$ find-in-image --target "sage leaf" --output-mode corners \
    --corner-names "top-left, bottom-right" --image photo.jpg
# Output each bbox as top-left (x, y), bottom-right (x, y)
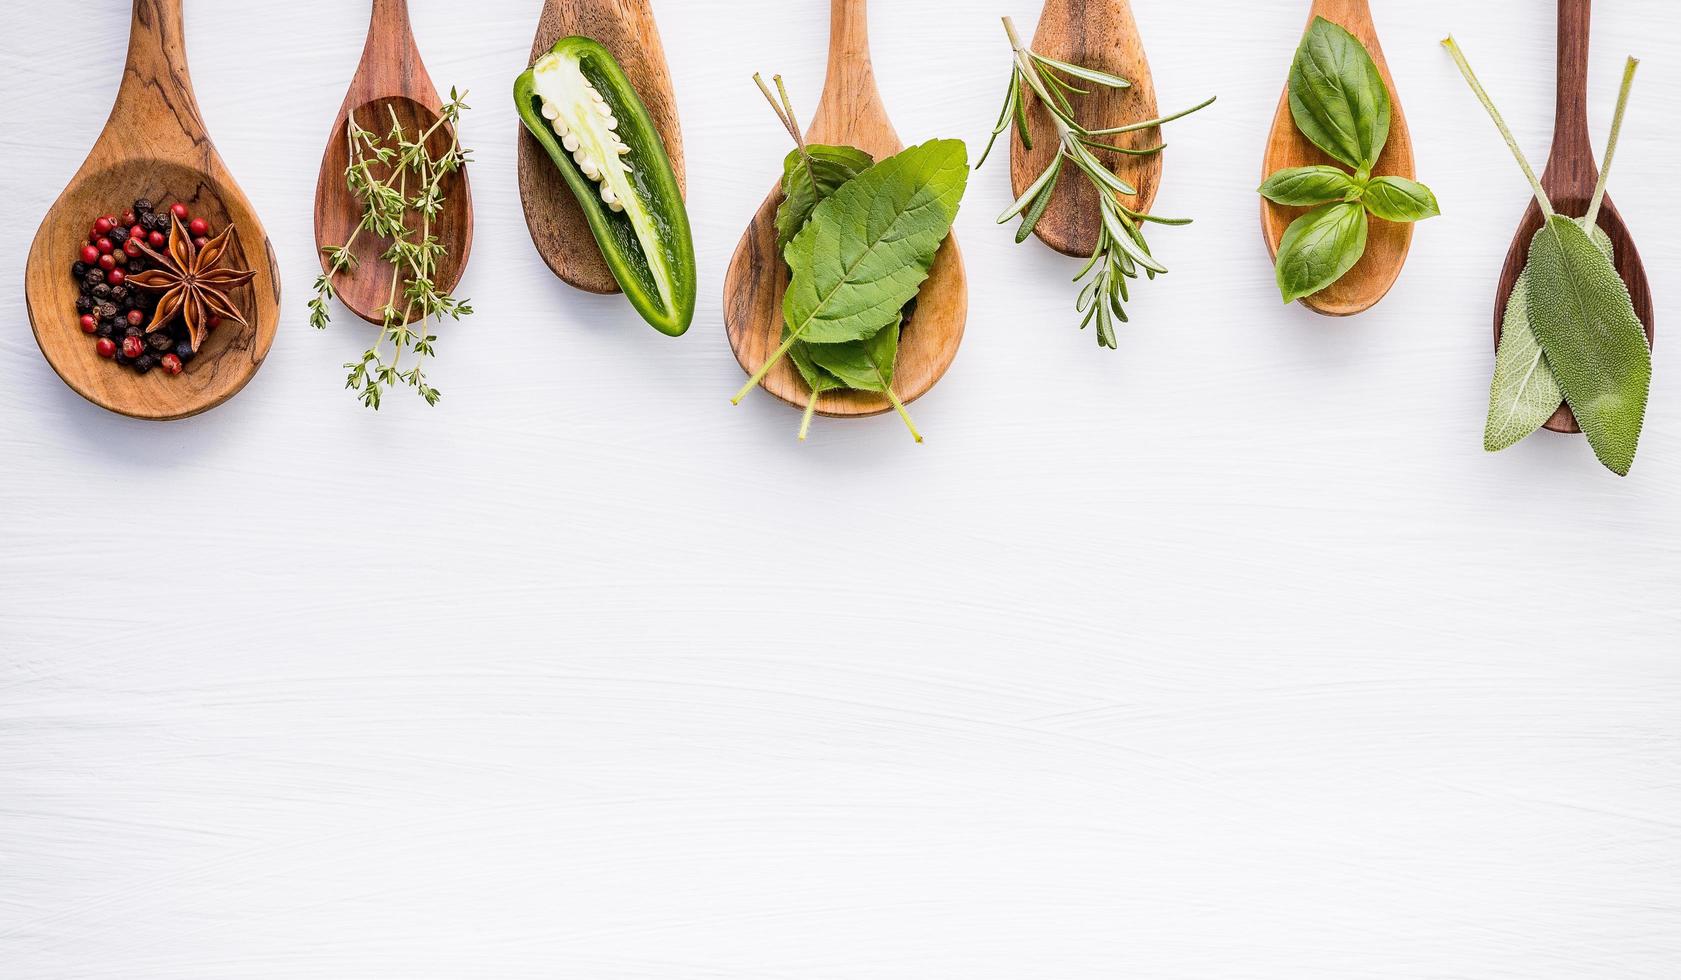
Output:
top-left (1274, 201), bottom-right (1368, 304)
top-left (776, 144), bottom-right (875, 251)
top-left (782, 139), bottom-right (968, 347)
top-left (1485, 225), bottom-right (1613, 453)
top-left (1259, 165), bottom-right (1360, 206)
top-left (1524, 215), bottom-right (1652, 476)
top-left (1360, 176), bottom-right (1441, 223)
top-left (1288, 17), bottom-right (1391, 171)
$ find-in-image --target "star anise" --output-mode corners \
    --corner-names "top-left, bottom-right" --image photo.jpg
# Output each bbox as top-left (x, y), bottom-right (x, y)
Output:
top-left (130, 213), bottom-right (256, 352)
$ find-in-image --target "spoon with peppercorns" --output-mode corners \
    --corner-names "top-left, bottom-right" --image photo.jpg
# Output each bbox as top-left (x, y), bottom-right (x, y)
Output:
top-left (24, 0), bottom-right (279, 421)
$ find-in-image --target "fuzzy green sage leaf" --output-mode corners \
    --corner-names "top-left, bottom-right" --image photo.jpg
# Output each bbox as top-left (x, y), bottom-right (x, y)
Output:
top-left (1524, 215), bottom-right (1652, 475)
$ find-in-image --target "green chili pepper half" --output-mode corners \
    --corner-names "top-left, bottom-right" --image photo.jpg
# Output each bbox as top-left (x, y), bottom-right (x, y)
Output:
top-left (515, 37), bottom-right (695, 337)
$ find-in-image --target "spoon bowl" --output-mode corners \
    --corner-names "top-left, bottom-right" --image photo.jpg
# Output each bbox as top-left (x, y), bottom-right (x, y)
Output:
top-left (1492, 0), bottom-right (1653, 434)
top-left (1011, 0), bottom-right (1160, 257)
top-left (723, 0), bottom-right (967, 418)
top-left (314, 0), bottom-right (472, 326)
top-left (23, 0), bottom-right (279, 421)
top-left (1261, 0), bottom-right (1415, 317)
top-left (516, 0), bottom-right (685, 294)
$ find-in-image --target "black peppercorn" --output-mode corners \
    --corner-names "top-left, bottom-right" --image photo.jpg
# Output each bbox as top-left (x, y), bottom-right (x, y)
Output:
top-left (134, 358), bottom-right (154, 374)
top-left (175, 341), bottom-right (195, 361)
top-left (148, 332), bottom-right (172, 352)
top-left (96, 301), bottom-right (118, 321)
top-left (83, 270), bottom-right (104, 289)
top-left (96, 323), bottom-right (114, 339)
top-left (72, 261), bottom-right (89, 278)
top-left (125, 325), bottom-right (143, 338)
top-left (76, 296), bottom-right (94, 314)
top-left (110, 285), bottom-right (130, 303)
top-left (110, 228), bottom-right (128, 244)
top-left (134, 198), bottom-right (154, 215)
top-left (92, 286), bottom-right (111, 302)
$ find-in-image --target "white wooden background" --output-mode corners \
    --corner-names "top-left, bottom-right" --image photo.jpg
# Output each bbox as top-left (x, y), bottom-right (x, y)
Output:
top-left (3, 1), bottom-right (1679, 977)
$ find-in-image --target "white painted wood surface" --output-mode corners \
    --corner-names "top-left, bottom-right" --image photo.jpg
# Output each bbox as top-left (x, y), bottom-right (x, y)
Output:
top-left (3, 2), bottom-right (1678, 976)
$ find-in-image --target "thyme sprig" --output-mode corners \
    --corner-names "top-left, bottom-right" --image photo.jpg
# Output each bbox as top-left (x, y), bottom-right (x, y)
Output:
top-left (310, 89), bottom-right (474, 409)
top-left (981, 17), bottom-right (1214, 349)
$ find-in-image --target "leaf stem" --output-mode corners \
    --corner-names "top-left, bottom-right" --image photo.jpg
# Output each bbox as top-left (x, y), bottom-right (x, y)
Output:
top-left (1443, 36), bottom-right (1553, 218)
top-left (1585, 57), bottom-right (1639, 230)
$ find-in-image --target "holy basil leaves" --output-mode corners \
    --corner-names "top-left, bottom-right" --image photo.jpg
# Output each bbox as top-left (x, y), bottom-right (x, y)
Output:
top-left (1261, 18), bottom-right (1439, 305)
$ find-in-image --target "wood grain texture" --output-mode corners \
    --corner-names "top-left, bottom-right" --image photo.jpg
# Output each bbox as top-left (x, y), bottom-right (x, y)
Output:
top-left (1492, 0), bottom-right (1655, 435)
top-left (722, 0), bottom-right (967, 419)
top-left (516, 0), bottom-right (685, 296)
top-left (22, 0), bottom-right (279, 421)
top-left (313, 0), bottom-right (472, 327)
top-left (1260, 0), bottom-right (1415, 317)
top-left (1010, 0), bottom-right (1160, 258)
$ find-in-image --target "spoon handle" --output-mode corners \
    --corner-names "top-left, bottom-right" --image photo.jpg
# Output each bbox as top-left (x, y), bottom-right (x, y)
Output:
top-left (369, 0), bottom-right (415, 40)
top-left (116, 0), bottom-right (200, 126)
top-left (813, 0), bottom-right (893, 151)
top-left (1552, 0), bottom-right (1593, 155)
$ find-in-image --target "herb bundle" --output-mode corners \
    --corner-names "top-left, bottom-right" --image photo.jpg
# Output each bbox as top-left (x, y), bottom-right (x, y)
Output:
top-left (733, 75), bottom-right (968, 442)
top-left (982, 17), bottom-right (1214, 349)
top-left (1446, 39), bottom-right (1651, 476)
top-left (311, 90), bottom-right (474, 409)
top-left (1261, 18), bottom-right (1439, 304)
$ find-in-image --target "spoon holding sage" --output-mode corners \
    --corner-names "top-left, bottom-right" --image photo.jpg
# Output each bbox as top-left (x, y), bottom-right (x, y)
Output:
top-left (1446, 38), bottom-right (1651, 477)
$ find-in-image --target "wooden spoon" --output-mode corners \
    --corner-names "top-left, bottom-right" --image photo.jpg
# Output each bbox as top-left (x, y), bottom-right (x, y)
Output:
top-left (314, 0), bottom-right (472, 326)
top-left (517, 0), bottom-right (684, 294)
top-left (1010, 0), bottom-right (1160, 257)
top-left (1492, 0), bottom-right (1654, 434)
top-left (723, 0), bottom-right (967, 418)
top-left (1260, 0), bottom-right (1415, 317)
top-left (23, 0), bottom-right (280, 421)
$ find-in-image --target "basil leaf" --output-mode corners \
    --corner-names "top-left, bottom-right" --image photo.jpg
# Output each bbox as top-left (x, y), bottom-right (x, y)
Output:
top-left (1361, 176), bottom-right (1440, 223)
top-left (1524, 214), bottom-right (1652, 476)
top-left (1484, 225), bottom-right (1613, 453)
top-left (1259, 165), bottom-right (1360, 206)
top-left (783, 139), bottom-right (968, 346)
top-left (1274, 201), bottom-right (1368, 304)
top-left (776, 144), bottom-right (875, 251)
top-left (1288, 17), bottom-right (1391, 170)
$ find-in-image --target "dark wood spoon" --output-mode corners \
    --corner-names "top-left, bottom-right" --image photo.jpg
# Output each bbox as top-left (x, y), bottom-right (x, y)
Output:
top-left (314, 0), bottom-right (472, 326)
top-left (1010, 0), bottom-right (1160, 257)
top-left (722, 0), bottom-right (967, 419)
top-left (24, 0), bottom-right (280, 421)
top-left (1492, 0), bottom-right (1654, 434)
top-left (516, 0), bottom-right (685, 294)
top-left (1260, 0), bottom-right (1415, 317)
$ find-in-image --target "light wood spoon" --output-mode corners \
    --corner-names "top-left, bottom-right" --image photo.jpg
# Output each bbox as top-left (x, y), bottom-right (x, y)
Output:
top-left (723, 0), bottom-right (967, 418)
top-left (1010, 0), bottom-right (1160, 257)
top-left (314, 0), bottom-right (472, 326)
top-left (517, 0), bottom-right (684, 294)
top-left (1261, 0), bottom-right (1414, 316)
top-left (24, 0), bottom-right (279, 421)
top-left (1492, 0), bottom-right (1653, 434)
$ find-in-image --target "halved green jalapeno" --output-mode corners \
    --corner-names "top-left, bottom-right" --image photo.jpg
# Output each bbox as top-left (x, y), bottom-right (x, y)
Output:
top-left (515, 37), bottom-right (696, 337)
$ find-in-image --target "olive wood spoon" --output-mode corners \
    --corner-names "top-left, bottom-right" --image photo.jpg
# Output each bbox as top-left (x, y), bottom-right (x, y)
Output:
top-left (313, 0), bottom-right (472, 326)
top-left (1491, 0), bottom-right (1653, 434)
top-left (24, 0), bottom-right (280, 421)
top-left (723, 0), bottom-right (967, 419)
top-left (517, 0), bottom-right (685, 294)
top-left (1010, 0), bottom-right (1160, 257)
top-left (1260, 0), bottom-right (1414, 317)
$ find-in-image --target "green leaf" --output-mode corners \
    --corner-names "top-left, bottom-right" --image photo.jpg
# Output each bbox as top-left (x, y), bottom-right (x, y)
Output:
top-left (1287, 17), bottom-right (1391, 170)
top-left (1259, 165), bottom-right (1360, 206)
top-left (1029, 52), bottom-right (1131, 90)
top-left (1361, 176), bottom-right (1441, 223)
top-left (782, 139), bottom-right (968, 346)
top-left (807, 317), bottom-right (901, 393)
top-left (776, 144), bottom-right (875, 251)
top-left (1484, 225), bottom-right (1611, 453)
top-left (1274, 201), bottom-right (1368, 304)
top-left (1524, 214), bottom-right (1652, 475)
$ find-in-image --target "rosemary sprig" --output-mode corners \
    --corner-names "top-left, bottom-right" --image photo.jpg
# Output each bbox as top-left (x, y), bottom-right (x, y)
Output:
top-left (981, 17), bottom-right (1214, 349)
top-left (311, 89), bottom-right (474, 409)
